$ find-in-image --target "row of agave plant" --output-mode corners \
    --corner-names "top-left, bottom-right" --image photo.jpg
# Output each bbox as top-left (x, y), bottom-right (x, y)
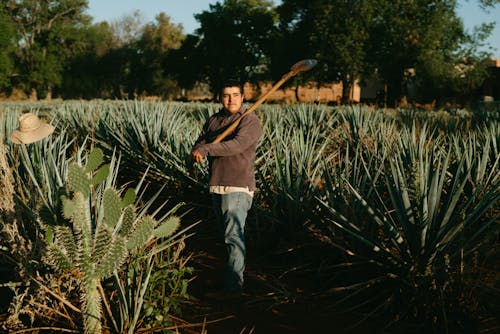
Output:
top-left (1, 100), bottom-right (498, 333)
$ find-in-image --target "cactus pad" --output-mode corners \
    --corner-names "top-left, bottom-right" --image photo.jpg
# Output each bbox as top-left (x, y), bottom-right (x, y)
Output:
top-left (92, 224), bottom-right (113, 263)
top-left (93, 236), bottom-right (127, 279)
top-left (103, 188), bottom-right (121, 228)
top-left (120, 205), bottom-right (136, 237)
top-left (85, 148), bottom-right (104, 173)
top-left (68, 164), bottom-right (90, 197)
top-left (153, 216), bottom-right (180, 239)
top-left (121, 188), bottom-right (136, 208)
top-left (126, 216), bottom-right (154, 250)
top-left (92, 164), bottom-right (110, 186)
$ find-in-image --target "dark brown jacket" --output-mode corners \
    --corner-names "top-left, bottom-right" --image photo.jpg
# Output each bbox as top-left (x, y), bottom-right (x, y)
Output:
top-left (192, 106), bottom-right (262, 191)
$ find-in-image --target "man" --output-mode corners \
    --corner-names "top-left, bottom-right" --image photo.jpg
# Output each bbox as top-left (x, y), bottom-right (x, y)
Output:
top-left (191, 79), bottom-right (262, 295)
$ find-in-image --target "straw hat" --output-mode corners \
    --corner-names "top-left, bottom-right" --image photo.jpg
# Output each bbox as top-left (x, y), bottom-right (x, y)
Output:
top-left (10, 113), bottom-right (54, 144)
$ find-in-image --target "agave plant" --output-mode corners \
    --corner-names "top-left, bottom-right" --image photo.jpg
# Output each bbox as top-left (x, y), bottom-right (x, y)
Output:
top-left (3, 100), bottom-right (498, 332)
top-left (451, 124), bottom-right (499, 195)
top-left (46, 148), bottom-right (181, 334)
top-left (317, 127), bottom-right (499, 331)
top-left (255, 104), bottom-right (334, 232)
top-left (80, 101), bottom-right (212, 193)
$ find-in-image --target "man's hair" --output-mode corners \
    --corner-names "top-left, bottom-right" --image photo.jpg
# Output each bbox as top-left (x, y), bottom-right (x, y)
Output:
top-left (220, 79), bottom-right (244, 95)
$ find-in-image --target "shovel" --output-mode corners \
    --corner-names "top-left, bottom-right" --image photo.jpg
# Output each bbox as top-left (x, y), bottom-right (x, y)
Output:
top-left (212, 59), bottom-right (318, 143)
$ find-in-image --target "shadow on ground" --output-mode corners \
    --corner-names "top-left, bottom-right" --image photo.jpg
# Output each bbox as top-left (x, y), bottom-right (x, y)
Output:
top-left (177, 209), bottom-right (378, 334)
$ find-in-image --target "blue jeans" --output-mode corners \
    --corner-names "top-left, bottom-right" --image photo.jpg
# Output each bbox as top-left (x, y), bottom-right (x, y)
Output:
top-left (211, 192), bottom-right (253, 293)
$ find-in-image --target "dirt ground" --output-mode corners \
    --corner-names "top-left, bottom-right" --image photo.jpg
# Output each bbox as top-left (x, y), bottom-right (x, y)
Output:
top-left (175, 209), bottom-right (378, 334)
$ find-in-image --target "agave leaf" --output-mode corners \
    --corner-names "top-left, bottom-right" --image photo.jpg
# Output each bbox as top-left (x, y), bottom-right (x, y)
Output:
top-left (453, 188), bottom-right (500, 247)
top-left (318, 196), bottom-right (401, 267)
top-left (426, 154), bottom-right (441, 231)
top-left (436, 157), bottom-right (469, 237)
top-left (347, 182), bottom-right (405, 252)
top-left (423, 151), bottom-right (446, 249)
top-left (386, 163), bottom-right (418, 256)
top-left (468, 214), bottom-right (499, 247)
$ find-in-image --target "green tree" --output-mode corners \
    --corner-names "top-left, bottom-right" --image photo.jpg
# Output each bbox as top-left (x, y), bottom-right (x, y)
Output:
top-left (366, 0), bottom-right (463, 105)
top-left (272, 0), bottom-right (317, 99)
top-left (59, 21), bottom-right (116, 99)
top-left (178, 0), bottom-right (278, 98)
top-left (166, 34), bottom-right (203, 93)
top-left (142, 13), bottom-right (185, 53)
top-left (109, 9), bottom-right (145, 47)
top-left (63, 11), bottom-right (147, 99)
top-left (0, 6), bottom-right (16, 90)
top-left (2, 0), bottom-right (90, 98)
top-left (274, 0), bottom-right (312, 68)
top-left (366, 0), bottom-right (497, 105)
top-left (310, 0), bottom-right (374, 103)
top-left (277, 0), bottom-right (374, 103)
top-left (446, 22), bottom-right (496, 103)
top-left (100, 11), bottom-right (145, 99)
top-left (132, 12), bottom-right (185, 99)
top-left (478, 0), bottom-right (500, 8)
top-left (278, 0), bottom-right (497, 105)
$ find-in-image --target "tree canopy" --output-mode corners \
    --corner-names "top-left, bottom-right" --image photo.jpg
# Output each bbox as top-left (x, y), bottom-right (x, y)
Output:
top-left (2, 0), bottom-right (91, 98)
top-left (177, 0), bottom-right (278, 98)
top-left (0, 0), bottom-right (498, 104)
top-left (0, 6), bottom-right (16, 90)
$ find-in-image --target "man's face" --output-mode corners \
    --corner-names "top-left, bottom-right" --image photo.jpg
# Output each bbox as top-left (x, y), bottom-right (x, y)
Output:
top-left (222, 86), bottom-right (244, 114)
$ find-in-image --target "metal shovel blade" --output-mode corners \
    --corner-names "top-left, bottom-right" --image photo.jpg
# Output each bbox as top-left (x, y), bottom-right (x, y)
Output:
top-left (291, 59), bottom-right (318, 73)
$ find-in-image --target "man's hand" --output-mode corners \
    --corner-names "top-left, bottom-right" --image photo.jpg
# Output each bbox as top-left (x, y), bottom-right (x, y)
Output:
top-left (190, 149), bottom-right (204, 163)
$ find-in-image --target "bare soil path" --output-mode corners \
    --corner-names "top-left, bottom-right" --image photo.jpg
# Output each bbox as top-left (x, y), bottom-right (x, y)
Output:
top-left (177, 208), bottom-right (376, 334)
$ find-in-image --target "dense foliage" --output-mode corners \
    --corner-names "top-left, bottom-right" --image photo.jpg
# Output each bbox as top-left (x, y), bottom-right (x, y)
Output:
top-left (0, 0), bottom-right (498, 104)
top-left (0, 100), bottom-right (498, 333)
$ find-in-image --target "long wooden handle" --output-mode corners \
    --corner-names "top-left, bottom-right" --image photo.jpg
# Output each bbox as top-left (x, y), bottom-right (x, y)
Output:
top-left (212, 70), bottom-right (296, 143)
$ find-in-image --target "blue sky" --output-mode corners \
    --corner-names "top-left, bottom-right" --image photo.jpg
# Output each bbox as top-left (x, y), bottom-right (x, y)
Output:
top-left (86, 0), bottom-right (500, 58)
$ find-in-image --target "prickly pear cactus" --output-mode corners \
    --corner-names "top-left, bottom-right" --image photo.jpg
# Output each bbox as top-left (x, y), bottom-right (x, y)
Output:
top-left (45, 148), bottom-right (180, 334)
